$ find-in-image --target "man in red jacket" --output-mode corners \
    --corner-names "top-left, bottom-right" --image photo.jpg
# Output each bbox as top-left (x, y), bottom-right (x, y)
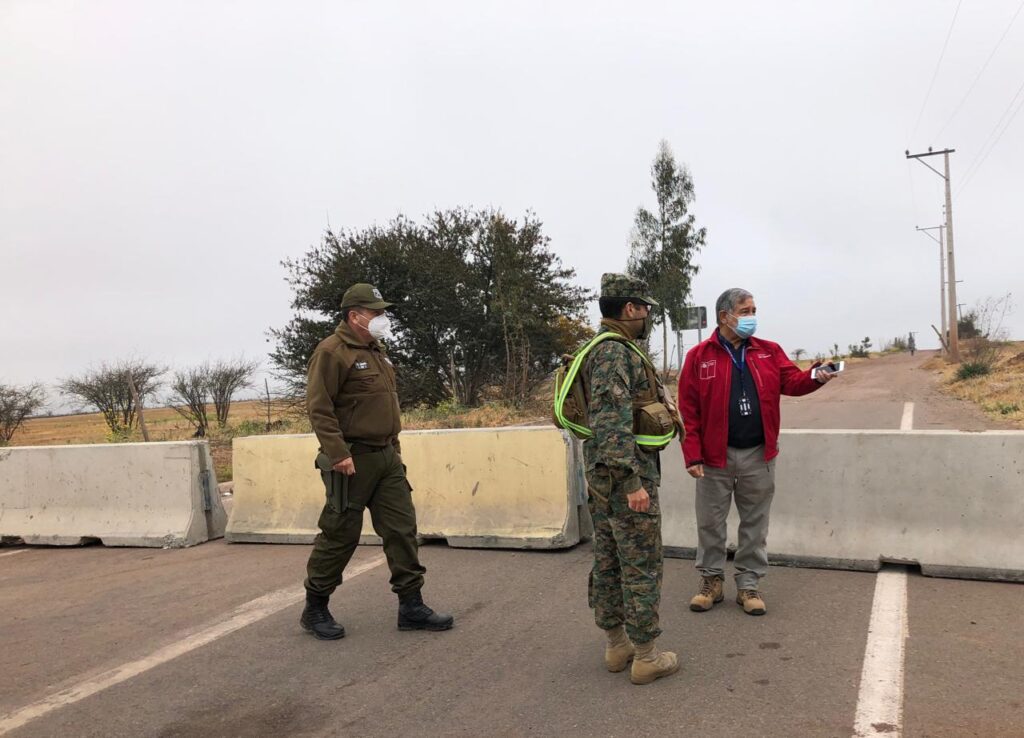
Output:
top-left (677, 288), bottom-right (836, 615)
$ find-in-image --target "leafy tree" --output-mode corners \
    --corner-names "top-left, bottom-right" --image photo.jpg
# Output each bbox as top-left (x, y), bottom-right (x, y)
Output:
top-left (791, 348), bottom-right (807, 362)
top-left (270, 209), bottom-right (590, 408)
top-left (627, 140), bottom-right (707, 376)
top-left (0, 382), bottom-right (46, 445)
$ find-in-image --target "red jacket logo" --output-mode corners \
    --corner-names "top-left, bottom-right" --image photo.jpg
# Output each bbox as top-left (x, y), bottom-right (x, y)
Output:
top-left (699, 360), bottom-right (717, 380)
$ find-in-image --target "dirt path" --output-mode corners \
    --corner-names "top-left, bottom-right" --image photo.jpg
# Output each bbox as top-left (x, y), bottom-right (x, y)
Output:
top-left (781, 350), bottom-right (1018, 431)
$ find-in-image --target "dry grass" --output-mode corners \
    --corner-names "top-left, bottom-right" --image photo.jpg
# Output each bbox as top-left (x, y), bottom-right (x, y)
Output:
top-left (924, 341), bottom-right (1024, 427)
top-left (11, 400), bottom-right (291, 447)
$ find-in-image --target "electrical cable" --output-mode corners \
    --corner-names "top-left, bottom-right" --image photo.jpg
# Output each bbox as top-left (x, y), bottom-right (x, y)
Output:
top-left (912, 0), bottom-right (964, 139)
top-left (957, 76), bottom-right (1024, 193)
top-left (935, 0), bottom-right (1024, 141)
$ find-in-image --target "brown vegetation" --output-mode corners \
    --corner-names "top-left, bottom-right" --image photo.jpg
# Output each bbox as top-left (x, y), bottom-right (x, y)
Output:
top-left (924, 341), bottom-right (1024, 427)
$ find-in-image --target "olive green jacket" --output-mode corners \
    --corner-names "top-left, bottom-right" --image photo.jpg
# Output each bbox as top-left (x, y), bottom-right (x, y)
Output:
top-left (306, 322), bottom-right (402, 463)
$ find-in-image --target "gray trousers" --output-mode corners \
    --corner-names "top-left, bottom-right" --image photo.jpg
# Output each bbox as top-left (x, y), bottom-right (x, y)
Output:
top-left (695, 445), bottom-right (776, 591)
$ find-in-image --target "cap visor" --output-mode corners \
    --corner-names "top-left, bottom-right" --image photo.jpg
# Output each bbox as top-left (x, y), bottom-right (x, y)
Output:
top-left (365, 300), bottom-right (394, 310)
top-left (642, 296), bottom-right (659, 307)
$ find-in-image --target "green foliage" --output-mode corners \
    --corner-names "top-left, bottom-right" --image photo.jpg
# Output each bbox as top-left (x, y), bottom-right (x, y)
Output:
top-left (957, 311), bottom-right (981, 339)
top-left (270, 209), bottom-right (590, 408)
top-left (994, 402), bottom-right (1020, 415)
top-left (955, 361), bottom-right (992, 381)
top-left (627, 140), bottom-right (707, 372)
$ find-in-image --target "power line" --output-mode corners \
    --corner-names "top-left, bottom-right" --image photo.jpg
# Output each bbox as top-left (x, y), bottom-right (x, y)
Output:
top-left (935, 0), bottom-right (1024, 141)
top-left (912, 0), bottom-right (964, 139)
top-left (957, 75), bottom-right (1024, 193)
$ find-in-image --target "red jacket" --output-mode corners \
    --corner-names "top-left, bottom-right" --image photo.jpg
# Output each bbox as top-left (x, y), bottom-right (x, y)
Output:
top-left (678, 330), bottom-right (823, 468)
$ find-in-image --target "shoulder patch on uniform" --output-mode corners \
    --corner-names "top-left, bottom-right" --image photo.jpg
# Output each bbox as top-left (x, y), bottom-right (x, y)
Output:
top-left (354, 361), bottom-right (369, 370)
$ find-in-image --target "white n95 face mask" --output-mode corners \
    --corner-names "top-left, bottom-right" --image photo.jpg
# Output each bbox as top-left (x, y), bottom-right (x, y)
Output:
top-left (367, 314), bottom-right (392, 340)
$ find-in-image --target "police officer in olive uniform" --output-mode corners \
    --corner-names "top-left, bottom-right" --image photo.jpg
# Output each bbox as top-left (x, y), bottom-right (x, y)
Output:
top-left (300, 283), bottom-right (454, 640)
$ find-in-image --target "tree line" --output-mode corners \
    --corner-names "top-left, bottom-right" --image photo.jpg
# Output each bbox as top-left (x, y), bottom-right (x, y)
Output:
top-left (270, 141), bottom-right (707, 407)
top-left (0, 357), bottom-right (259, 446)
top-left (4, 141), bottom-right (708, 443)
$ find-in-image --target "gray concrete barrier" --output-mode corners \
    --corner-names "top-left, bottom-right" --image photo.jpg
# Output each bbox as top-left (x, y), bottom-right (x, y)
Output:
top-left (226, 427), bottom-right (588, 549)
top-left (659, 430), bottom-right (1024, 582)
top-left (0, 441), bottom-right (226, 548)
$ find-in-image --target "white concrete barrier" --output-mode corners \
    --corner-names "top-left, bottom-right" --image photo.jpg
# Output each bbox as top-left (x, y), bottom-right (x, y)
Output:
top-left (659, 430), bottom-right (1024, 582)
top-left (0, 441), bottom-right (226, 548)
top-left (226, 427), bottom-right (587, 549)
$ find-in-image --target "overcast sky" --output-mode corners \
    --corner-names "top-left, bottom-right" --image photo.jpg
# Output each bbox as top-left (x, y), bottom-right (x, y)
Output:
top-left (3, 1), bottom-right (1022, 407)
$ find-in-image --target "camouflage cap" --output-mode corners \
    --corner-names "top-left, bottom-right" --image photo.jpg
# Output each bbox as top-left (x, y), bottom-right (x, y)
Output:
top-left (341, 283), bottom-right (394, 310)
top-left (600, 273), bottom-right (659, 306)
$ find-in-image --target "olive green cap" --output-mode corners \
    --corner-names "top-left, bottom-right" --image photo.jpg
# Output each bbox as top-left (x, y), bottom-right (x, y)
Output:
top-left (341, 283), bottom-right (393, 310)
top-left (600, 273), bottom-right (658, 306)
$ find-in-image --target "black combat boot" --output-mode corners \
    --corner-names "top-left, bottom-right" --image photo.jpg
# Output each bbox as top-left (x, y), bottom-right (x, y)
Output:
top-left (300, 592), bottom-right (346, 640)
top-left (397, 590), bottom-right (454, 631)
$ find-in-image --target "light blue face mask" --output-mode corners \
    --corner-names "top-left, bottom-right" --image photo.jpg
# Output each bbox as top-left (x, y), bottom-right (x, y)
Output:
top-left (730, 314), bottom-right (757, 339)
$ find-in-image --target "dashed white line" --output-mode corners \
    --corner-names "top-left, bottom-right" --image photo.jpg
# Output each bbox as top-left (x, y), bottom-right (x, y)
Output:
top-left (853, 568), bottom-right (909, 738)
top-left (0, 550), bottom-right (28, 558)
top-left (0, 554), bottom-right (386, 735)
top-left (900, 402), bottom-right (914, 431)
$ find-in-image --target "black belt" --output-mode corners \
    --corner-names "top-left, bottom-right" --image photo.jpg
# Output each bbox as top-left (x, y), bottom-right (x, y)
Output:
top-left (348, 442), bottom-right (391, 456)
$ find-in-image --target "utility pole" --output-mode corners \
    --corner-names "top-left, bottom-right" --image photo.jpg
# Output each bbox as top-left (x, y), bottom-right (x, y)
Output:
top-left (915, 224), bottom-right (946, 350)
top-left (906, 148), bottom-right (960, 362)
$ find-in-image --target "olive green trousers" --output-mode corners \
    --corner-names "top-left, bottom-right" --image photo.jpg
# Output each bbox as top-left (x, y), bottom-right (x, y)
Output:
top-left (304, 445), bottom-right (426, 598)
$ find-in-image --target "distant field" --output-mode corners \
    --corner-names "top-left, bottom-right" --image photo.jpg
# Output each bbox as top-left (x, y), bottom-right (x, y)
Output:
top-left (12, 399), bottom-right (291, 447)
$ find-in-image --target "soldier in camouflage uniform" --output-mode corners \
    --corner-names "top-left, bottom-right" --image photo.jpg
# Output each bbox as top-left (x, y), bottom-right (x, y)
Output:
top-left (583, 273), bottom-right (680, 685)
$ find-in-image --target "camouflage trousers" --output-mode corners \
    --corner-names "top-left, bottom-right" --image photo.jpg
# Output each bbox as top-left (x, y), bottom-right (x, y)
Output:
top-left (586, 470), bottom-right (663, 645)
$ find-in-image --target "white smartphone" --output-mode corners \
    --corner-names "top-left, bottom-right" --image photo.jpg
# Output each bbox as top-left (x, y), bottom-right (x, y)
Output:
top-left (811, 361), bottom-right (845, 380)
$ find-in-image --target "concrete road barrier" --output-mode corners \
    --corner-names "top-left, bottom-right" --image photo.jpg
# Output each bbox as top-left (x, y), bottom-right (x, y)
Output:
top-left (0, 441), bottom-right (226, 548)
top-left (660, 430), bottom-right (1024, 582)
top-left (226, 427), bottom-right (587, 549)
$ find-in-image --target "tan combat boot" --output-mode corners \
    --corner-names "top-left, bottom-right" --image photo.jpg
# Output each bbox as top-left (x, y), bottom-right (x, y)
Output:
top-left (736, 589), bottom-right (767, 616)
top-left (689, 576), bottom-right (724, 612)
top-left (603, 625), bottom-right (634, 672)
top-left (630, 640), bottom-right (680, 685)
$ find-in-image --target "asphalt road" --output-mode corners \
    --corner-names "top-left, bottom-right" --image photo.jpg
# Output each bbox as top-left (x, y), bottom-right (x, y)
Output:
top-left (1, 350), bottom-right (1021, 737)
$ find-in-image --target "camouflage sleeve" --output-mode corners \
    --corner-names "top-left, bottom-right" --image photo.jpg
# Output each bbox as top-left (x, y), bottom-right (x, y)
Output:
top-left (587, 342), bottom-right (641, 493)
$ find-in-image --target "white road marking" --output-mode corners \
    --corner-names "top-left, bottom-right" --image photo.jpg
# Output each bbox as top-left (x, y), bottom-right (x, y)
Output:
top-left (852, 569), bottom-right (909, 738)
top-left (900, 402), bottom-right (914, 431)
top-left (0, 550), bottom-right (28, 558)
top-left (0, 554), bottom-right (386, 735)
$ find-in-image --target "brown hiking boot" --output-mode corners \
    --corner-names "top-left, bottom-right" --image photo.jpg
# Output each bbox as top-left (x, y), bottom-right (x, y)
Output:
top-left (737, 589), bottom-right (767, 616)
top-left (603, 625), bottom-right (634, 673)
top-left (630, 640), bottom-right (680, 685)
top-left (689, 576), bottom-right (725, 612)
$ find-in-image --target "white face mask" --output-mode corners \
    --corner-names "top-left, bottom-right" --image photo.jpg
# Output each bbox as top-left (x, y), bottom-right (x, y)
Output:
top-left (365, 314), bottom-right (392, 340)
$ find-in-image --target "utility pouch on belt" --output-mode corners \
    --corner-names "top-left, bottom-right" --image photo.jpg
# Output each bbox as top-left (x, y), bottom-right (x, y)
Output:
top-left (315, 451), bottom-right (349, 513)
top-left (634, 401), bottom-right (675, 443)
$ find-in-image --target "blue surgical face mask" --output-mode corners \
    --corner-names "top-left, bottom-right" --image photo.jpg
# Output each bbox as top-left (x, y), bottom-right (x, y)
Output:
top-left (730, 314), bottom-right (757, 339)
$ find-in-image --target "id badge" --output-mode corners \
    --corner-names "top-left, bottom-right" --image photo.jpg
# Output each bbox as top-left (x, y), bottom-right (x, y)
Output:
top-left (738, 394), bottom-right (753, 417)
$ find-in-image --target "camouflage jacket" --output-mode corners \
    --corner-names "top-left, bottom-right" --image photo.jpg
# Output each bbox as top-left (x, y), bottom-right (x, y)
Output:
top-left (581, 319), bottom-right (660, 492)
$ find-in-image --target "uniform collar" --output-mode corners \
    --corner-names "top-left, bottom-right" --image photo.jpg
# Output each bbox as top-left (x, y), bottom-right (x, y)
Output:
top-left (336, 321), bottom-right (379, 350)
top-left (599, 318), bottom-right (640, 341)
